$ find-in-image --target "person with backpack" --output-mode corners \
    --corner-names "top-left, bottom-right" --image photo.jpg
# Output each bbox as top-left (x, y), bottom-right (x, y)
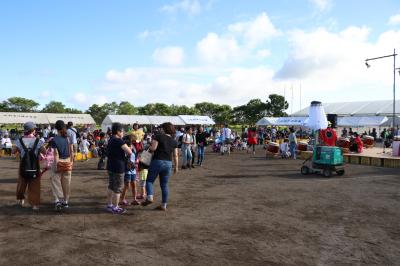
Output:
top-left (51, 120), bottom-right (74, 211)
top-left (14, 122), bottom-right (46, 210)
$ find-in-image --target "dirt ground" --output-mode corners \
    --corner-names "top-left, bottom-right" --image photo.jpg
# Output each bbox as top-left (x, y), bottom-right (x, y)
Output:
top-left (0, 148), bottom-right (399, 266)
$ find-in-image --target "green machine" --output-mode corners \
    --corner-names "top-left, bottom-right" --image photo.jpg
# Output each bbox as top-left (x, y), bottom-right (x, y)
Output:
top-left (300, 101), bottom-right (345, 177)
top-left (301, 145), bottom-right (345, 177)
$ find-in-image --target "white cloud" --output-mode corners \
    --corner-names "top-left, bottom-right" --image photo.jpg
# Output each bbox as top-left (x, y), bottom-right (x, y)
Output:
top-left (196, 33), bottom-right (242, 64)
top-left (71, 92), bottom-right (108, 108)
top-left (161, 0), bottom-right (201, 15)
top-left (228, 12), bottom-right (280, 48)
top-left (257, 49), bottom-right (271, 58)
top-left (137, 29), bottom-right (166, 40)
top-left (309, 0), bottom-right (332, 12)
top-left (388, 14), bottom-right (400, 25)
top-left (40, 90), bottom-right (50, 98)
top-left (152, 46), bottom-right (185, 66)
top-left (196, 12), bottom-right (280, 64)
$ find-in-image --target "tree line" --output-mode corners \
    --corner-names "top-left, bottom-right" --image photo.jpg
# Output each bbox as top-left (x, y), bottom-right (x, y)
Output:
top-left (0, 94), bottom-right (288, 125)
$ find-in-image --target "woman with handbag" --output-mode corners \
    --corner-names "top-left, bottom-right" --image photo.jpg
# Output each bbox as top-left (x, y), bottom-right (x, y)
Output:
top-left (50, 120), bottom-right (74, 211)
top-left (142, 122), bottom-right (179, 211)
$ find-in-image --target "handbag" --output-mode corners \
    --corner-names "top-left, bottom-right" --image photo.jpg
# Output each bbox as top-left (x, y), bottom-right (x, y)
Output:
top-left (139, 149), bottom-right (153, 167)
top-left (56, 138), bottom-right (73, 173)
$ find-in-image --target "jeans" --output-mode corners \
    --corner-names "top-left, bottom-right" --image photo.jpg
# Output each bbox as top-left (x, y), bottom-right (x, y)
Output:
top-left (289, 142), bottom-right (297, 159)
top-left (197, 145), bottom-right (205, 164)
top-left (146, 160), bottom-right (172, 204)
top-left (181, 144), bottom-right (192, 166)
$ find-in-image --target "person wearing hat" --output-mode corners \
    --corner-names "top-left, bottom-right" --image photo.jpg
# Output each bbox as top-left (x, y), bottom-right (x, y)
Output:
top-left (50, 120), bottom-right (74, 211)
top-left (14, 122), bottom-right (46, 210)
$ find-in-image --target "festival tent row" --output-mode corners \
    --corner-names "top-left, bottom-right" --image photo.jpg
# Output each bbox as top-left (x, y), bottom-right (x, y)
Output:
top-left (101, 114), bottom-right (215, 132)
top-left (256, 116), bottom-right (390, 127)
top-left (0, 112), bottom-right (96, 125)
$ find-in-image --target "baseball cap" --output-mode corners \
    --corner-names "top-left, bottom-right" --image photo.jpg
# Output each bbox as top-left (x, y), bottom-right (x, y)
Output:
top-left (23, 122), bottom-right (36, 132)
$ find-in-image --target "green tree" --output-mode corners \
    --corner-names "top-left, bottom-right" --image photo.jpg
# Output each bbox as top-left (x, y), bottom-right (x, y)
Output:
top-left (139, 103), bottom-right (172, 115)
top-left (266, 94), bottom-right (289, 117)
top-left (86, 103), bottom-right (115, 124)
top-left (233, 99), bottom-right (268, 125)
top-left (2, 97), bottom-right (39, 112)
top-left (170, 105), bottom-right (200, 115)
top-left (41, 101), bottom-right (66, 113)
top-left (194, 102), bottom-right (232, 124)
top-left (64, 108), bottom-right (83, 114)
top-left (118, 101), bottom-right (138, 115)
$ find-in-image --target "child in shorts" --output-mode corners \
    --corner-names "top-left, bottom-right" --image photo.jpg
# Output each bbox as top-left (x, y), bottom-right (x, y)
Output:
top-left (120, 140), bottom-right (139, 206)
top-left (137, 162), bottom-right (148, 200)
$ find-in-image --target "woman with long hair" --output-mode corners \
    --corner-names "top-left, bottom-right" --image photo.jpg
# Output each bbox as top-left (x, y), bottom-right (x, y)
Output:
top-left (142, 122), bottom-right (178, 211)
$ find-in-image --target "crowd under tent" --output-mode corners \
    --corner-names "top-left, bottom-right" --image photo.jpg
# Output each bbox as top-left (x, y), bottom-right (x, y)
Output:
top-left (101, 114), bottom-right (215, 132)
top-left (0, 112), bottom-right (95, 125)
top-left (337, 116), bottom-right (388, 127)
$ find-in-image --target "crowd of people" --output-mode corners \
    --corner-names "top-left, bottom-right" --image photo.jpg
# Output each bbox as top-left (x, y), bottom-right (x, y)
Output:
top-left (4, 120), bottom-right (400, 214)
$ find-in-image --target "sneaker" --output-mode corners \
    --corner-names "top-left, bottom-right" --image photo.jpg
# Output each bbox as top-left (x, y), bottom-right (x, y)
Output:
top-left (155, 205), bottom-right (167, 211)
top-left (141, 199), bottom-right (154, 206)
top-left (106, 204), bottom-right (114, 212)
top-left (112, 207), bottom-right (127, 214)
top-left (32, 206), bottom-right (40, 211)
top-left (16, 199), bottom-right (24, 207)
top-left (62, 201), bottom-right (69, 209)
top-left (55, 201), bottom-right (63, 211)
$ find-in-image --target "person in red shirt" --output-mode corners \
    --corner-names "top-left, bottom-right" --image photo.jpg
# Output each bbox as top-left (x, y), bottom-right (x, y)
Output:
top-left (319, 122), bottom-right (338, 146)
top-left (247, 127), bottom-right (258, 155)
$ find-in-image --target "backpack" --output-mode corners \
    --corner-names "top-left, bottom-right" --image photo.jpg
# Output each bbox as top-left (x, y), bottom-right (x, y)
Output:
top-left (70, 128), bottom-right (80, 139)
top-left (19, 137), bottom-right (40, 180)
top-left (178, 135), bottom-right (183, 148)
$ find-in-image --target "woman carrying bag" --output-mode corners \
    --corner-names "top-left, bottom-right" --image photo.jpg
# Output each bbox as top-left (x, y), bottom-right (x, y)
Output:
top-left (51, 120), bottom-right (74, 211)
top-left (142, 122), bottom-right (179, 211)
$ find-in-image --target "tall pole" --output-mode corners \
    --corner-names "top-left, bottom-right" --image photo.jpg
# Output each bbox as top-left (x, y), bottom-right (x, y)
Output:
top-left (393, 48), bottom-right (396, 128)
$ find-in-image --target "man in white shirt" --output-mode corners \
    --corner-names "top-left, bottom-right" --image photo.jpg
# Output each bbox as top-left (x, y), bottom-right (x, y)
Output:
top-left (220, 124), bottom-right (232, 155)
top-left (67, 121), bottom-right (78, 160)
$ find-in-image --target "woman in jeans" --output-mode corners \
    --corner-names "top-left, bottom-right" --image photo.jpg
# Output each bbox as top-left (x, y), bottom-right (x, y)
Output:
top-left (51, 120), bottom-right (74, 211)
top-left (142, 122), bottom-right (179, 211)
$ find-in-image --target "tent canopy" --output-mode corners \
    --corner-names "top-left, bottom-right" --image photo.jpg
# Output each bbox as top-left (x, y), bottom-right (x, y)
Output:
top-left (101, 114), bottom-right (214, 131)
top-left (337, 116), bottom-right (388, 127)
top-left (0, 112), bottom-right (95, 125)
top-left (256, 117), bottom-right (308, 126)
top-left (178, 115), bottom-right (215, 125)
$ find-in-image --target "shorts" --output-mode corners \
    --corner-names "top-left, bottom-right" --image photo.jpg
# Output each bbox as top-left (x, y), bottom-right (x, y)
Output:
top-left (124, 173), bottom-right (136, 184)
top-left (140, 180), bottom-right (146, 188)
top-left (108, 171), bottom-right (124, 193)
top-left (139, 169), bottom-right (148, 181)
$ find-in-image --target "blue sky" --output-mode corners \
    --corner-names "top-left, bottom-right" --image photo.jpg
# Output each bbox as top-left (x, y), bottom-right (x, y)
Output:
top-left (1, 0), bottom-right (400, 113)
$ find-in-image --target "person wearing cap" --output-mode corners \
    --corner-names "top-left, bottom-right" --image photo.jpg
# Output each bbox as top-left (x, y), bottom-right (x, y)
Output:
top-left (14, 122), bottom-right (46, 210)
top-left (50, 120), bottom-right (74, 211)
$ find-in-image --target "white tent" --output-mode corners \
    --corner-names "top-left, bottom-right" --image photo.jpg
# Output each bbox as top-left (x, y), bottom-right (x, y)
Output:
top-left (101, 114), bottom-right (202, 132)
top-left (45, 113), bottom-right (95, 125)
top-left (0, 112), bottom-right (95, 125)
top-left (0, 112), bottom-right (49, 124)
top-left (337, 116), bottom-right (388, 127)
top-left (178, 115), bottom-right (215, 125)
top-left (256, 117), bottom-right (278, 126)
top-left (256, 117), bottom-right (308, 126)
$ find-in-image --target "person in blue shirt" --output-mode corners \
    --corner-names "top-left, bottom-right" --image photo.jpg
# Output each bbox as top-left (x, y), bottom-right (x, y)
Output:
top-left (120, 139), bottom-right (139, 206)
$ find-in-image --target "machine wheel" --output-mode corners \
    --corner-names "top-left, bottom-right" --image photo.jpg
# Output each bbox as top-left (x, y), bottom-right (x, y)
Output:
top-left (336, 169), bottom-right (345, 176)
top-left (323, 169), bottom-right (332, 177)
top-left (301, 165), bottom-right (310, 175)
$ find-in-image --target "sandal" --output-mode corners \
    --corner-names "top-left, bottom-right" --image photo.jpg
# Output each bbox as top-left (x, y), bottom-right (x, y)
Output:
top-left (119, 200), bottom-right (129, 206)
top-left (155, 205), bottom-right (167, 211)
top-left (131, 200), bottom-right (140, 206)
